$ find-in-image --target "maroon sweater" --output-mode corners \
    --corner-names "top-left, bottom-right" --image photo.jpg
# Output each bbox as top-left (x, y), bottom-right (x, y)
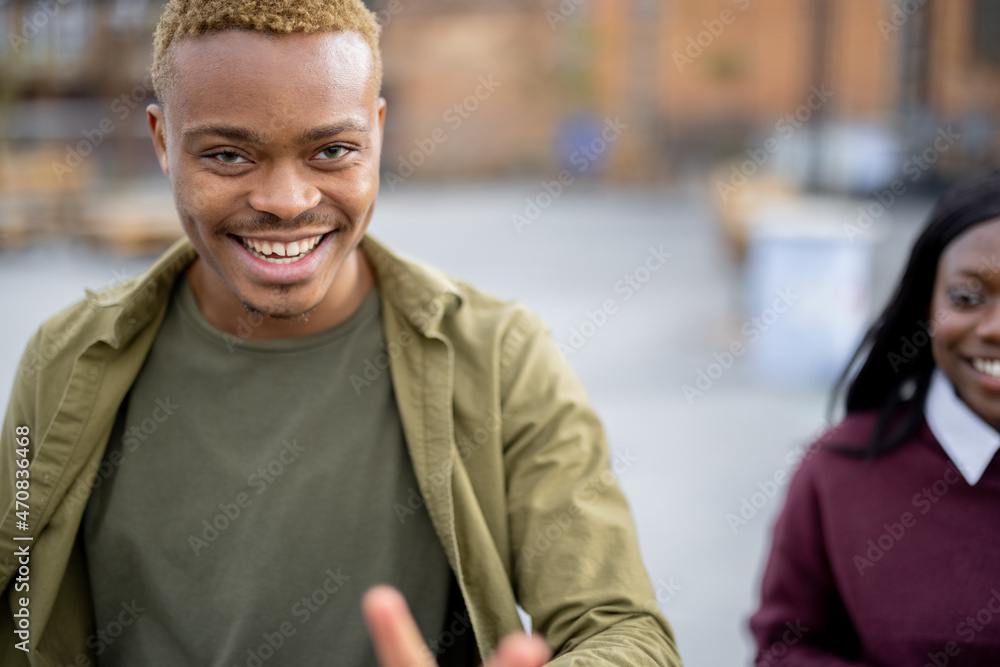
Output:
top-left (750, 410), bottom-right (1000, 666)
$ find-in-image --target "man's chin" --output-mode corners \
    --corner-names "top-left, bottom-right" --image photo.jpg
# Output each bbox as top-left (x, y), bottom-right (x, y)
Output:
top-left (241, 298), bottom-right (320, 323)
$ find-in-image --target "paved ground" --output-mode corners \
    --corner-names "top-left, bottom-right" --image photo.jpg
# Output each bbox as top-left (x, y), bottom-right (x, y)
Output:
top-left (0, 180), bottom-right (933, 665)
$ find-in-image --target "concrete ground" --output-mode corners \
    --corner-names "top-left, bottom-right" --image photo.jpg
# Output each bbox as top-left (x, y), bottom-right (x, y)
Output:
top-left (0, 180), bottom-right (933, 665)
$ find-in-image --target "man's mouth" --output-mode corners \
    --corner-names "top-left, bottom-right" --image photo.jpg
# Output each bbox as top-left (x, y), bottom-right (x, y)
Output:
top-left (234, 233), bottom-right (328, 265)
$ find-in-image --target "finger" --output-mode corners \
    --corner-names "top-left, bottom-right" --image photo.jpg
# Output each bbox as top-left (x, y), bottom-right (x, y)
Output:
top-left (362, 586), bottom-right (437, 667)
top-left (488, 633), bottom-right (552, 667)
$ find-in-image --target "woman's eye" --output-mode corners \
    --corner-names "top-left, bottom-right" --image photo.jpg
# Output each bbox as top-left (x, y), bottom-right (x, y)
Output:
top-left (947, 287), bottom-right (984, 307)
top-left (316, 146), bottom-right (349, 160)
top-left (211, 152), bottom-right (248, 164)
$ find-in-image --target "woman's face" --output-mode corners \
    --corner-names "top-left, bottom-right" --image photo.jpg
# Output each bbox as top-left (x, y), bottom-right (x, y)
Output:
top-left (930, 217), bottom-right (1000, 430)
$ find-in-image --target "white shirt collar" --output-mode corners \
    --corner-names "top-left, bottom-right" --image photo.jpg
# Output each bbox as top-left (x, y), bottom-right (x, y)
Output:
top-left (925, 368), bottom-right (1000, 485)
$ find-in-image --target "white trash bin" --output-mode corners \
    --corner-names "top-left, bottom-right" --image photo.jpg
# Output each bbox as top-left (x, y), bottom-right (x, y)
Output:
top-left (744, 199), bottom-right (878, 387)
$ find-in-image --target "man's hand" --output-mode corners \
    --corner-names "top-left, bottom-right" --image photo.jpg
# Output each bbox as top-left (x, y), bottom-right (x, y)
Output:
top-left (363, 586), bottom-right (551, 667)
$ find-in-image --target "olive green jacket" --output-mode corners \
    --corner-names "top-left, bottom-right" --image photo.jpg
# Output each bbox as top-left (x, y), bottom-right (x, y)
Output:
top-left (0, 234), bottom-right (682, 666)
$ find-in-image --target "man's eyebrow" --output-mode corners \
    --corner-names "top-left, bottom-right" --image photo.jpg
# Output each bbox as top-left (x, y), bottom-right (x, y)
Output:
top-left (182, 125), bottom-right (269, 145)
top-left (295, 121), bottom-right (371, 144)
top-left (181, 121), bottom-right (371, 146)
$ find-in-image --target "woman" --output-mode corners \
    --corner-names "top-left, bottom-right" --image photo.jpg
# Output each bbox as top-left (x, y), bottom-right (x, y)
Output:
top-left (751, 169), bottom-right (1000, 665)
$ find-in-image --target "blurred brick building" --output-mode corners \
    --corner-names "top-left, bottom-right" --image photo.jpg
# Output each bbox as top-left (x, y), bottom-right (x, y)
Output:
top-left (371, 0), bottom-right (1000, 186)
top-left (0, 0), bottom-right (998, 245)
top-left (654, 0), bottom-right (1000, 185)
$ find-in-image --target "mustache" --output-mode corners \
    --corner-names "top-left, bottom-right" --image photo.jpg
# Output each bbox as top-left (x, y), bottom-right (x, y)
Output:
top-left (220, 211), bottom-right (341, 236)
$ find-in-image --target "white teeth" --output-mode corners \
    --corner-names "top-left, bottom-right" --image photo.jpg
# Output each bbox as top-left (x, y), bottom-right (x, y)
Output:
top-left (239, 234), bottom-right (326, 265)
top-left (974, 358), bottom-right (1000, 379)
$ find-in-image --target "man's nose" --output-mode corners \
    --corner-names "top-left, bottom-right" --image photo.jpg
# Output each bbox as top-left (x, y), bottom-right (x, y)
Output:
top-left (248, 162), bottom-right (322, 221)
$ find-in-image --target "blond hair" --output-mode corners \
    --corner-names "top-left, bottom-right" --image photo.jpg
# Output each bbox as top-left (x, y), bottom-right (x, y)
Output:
top-left (151, 0), bottom-right (382, 104)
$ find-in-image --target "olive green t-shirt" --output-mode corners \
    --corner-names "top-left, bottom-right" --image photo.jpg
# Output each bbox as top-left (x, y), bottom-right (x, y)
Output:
top-left (82, 273), bottom-right (453, 666)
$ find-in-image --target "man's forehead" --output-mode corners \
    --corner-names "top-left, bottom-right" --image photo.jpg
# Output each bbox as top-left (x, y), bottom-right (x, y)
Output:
top-left (163, 29), bottom-right (378, 129)
top-left (169, 29), bottom-right (376, 93)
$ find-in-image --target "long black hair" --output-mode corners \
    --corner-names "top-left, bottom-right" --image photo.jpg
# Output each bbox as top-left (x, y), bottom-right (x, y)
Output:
top-left (830, 168), bottom-right (1000, 456)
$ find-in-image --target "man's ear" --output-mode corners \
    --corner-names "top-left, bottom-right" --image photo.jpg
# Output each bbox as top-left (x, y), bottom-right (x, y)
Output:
top-left (376, 97), bottom-right (387, 138)
top-left (147, 104), bottom-right (169, 176)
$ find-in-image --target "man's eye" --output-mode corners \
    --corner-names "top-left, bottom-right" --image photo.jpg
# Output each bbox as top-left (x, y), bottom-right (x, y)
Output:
top-left (210, 152), bottom-right (248, 164)
top-left (947, 287), bottom-right (984, 307)
top-left (316, 146), bottom-right (349, 160)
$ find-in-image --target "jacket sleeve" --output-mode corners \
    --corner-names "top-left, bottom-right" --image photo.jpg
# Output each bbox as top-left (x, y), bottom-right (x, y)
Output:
top-left (749, 450), bottom-right (866, 666)
top-left (499, 308), bottom-right (682, 666)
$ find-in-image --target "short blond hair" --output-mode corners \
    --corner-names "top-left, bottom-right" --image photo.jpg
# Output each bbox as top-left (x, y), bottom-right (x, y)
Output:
top-left (151, 0), bottom-right (382, 105)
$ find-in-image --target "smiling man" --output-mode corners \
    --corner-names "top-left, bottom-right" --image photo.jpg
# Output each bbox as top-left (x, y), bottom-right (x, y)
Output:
top-left (0, 1), bottom-right (681, 666)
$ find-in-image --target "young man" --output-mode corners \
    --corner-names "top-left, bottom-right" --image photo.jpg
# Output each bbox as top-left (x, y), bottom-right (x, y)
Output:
top-left (0, 1), bottom-right (681, 665)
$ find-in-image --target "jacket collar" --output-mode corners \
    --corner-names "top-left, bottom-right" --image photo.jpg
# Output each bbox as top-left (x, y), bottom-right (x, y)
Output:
top-left (360, 235), bottom-right (464, 335)
top-left (84, 234), bottom-right (464, 349)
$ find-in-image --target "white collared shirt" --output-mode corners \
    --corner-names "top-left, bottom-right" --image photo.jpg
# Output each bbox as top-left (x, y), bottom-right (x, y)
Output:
top-left (925, 368), bottom-right (1000, 485)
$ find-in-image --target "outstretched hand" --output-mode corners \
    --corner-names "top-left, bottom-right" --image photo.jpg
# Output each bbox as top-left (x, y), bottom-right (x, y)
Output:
top-left (363, 586), bottom-right (551, 667)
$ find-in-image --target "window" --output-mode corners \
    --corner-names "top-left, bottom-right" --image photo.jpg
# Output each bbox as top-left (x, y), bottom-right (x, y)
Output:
top-left (973, 0), bottom-right (1000, 64)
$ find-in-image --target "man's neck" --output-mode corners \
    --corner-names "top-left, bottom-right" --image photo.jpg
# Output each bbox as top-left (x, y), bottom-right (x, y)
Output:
top-left (186, 246), bottom-right (376, 340)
